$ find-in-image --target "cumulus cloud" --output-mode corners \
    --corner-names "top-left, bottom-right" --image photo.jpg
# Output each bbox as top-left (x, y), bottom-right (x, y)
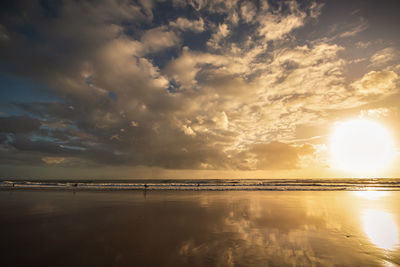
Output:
top-left (240, 1), bottom-right (257, 24)
top-left (212, 112), bottom-right (229, 130)
top-left (206, 23), bottom-right (230, 49)
top-left (181, 124), bottom-right (197, 137)
top-left (140, 26), bottom-right (180, 54)
top-left (0, 116), bottom-right (41, 134)
top-left (169, 17), bottom-right (205, 33)
top-left (258, 13), bottom-right (305, 41)
top-left (0, 0), bottom-right (398, 174)
top-left (351, 70), bottom-right (398, 95)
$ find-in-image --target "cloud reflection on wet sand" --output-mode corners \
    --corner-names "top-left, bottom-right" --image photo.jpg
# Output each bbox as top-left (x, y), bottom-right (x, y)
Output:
top-left (0, 190), bottom-right (399, 266)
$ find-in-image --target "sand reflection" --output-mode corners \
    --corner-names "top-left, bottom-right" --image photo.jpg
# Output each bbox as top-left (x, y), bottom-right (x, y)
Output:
top-left (362, 209), bottom-right (399, 251)
top-left (353, 190), bottom-right (388, 200)
top-left (1, 191), bottom-right (400, 266)
top-left (353, 191), bottom-right (400, 251)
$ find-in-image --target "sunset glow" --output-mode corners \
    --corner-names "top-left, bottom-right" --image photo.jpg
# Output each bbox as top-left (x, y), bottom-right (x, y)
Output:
top-left (0, 0), bottom-right (400, 179)
top-left (2, 1), bottom-right (400, 266)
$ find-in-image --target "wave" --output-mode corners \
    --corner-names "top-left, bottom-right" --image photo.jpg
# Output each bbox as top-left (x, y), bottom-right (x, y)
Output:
top-left (1, 178), bottom-right (400, 191)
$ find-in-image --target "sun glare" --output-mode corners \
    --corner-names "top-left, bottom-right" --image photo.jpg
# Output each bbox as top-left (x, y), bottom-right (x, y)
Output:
top-left (353, 191), bottom-right (389, 200)
top-left (362, 209), bottom-right (399, 251)
top-left (330, 119), bottom-right (395, 175)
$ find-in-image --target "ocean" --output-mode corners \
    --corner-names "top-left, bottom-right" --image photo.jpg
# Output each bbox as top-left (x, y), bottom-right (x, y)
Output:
top-left (1, 178), bottom-right (400, 191)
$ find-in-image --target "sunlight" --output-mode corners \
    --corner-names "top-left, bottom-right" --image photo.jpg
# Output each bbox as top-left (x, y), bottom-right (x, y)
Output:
top-left (362, 209), bottom-right (399, 251)
top-left (330, 119), bottom-right (395, 175)
top-left (353, 191), bottom-right (389, 200)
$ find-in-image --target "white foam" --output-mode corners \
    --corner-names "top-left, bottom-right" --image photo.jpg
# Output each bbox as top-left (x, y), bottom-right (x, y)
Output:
top-left (1, 179), bottom-right (399, 191)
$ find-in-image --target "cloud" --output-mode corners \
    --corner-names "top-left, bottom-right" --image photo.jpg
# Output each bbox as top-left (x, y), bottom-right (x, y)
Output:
top-left (130, 121), bottom-right (139, 127)
top-left (247, 142), bottom-right (315, 170)
top-left (0, 24), bottom-right (9, 41)
top-left (206, 23), bottom-right (230, 50)
top-left (351, 70), bottom-right (398, 95)
top-left (212, 112), bottom-right (229, 130)
top-left (181, 124), bottom-right (197, 137)
top-left (0, 0), bottom-right (398, 174)
top-left (359, 108), bottom-right (390, 119)
top-left (355, 41), bottom-right (372, 49)
top-left (258, 13), bottom-right (305, 41)
top-left (339, 19), bottom-right (368, 38)
top-left (240, 2), bottom-right (257, 24)
top-left (169, 17), bottom-right (205, 33)
top-left (42, 156), bottom-right (67, 164)
top-left (163, 47), bottom-right (229, 89)
top-left (255, 1), bottom-right (316, 42)
top-left (140, 26), bottom-right (180, 54)
top-left (369, 47), bottom-right (399, 68)
top-left (184, 0), bottom-right (239, 14)
top-left (0, 116), bottom-right (41, 134)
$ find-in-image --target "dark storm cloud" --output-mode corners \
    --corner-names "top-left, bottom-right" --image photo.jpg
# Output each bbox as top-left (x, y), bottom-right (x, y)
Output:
top-left (10, 135), bottom-right (65, 154)
top-left (0, 0), bottom-right (399, 173)
top-left (0, 116), bottom-right (41, 134)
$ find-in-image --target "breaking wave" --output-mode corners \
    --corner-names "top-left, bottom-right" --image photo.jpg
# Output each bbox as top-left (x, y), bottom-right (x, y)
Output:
top-left (1, 178), bottom-right (400, 191)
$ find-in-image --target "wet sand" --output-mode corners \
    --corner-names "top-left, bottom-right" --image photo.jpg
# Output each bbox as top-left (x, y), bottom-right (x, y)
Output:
top-left (0, 190), bottom-right (399, 266)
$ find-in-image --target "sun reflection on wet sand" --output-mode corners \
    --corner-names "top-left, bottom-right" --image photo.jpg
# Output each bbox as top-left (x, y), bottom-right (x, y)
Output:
top-left (1, 190), bottom-right (400, 266)
top-left (362, 209), bottom-right (399, 251)
top-left (353, 191), bottom-right (400, 252)
top-left (353, 190), bottom-right (388, 200)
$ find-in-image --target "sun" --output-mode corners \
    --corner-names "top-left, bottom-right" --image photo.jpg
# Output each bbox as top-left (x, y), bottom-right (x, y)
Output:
top-left (330, 119), bottom-right (395, 175)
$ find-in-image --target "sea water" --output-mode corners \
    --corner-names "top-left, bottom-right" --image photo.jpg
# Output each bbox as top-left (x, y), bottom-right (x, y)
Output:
top-left (1, 178), bottom-right (400, 191)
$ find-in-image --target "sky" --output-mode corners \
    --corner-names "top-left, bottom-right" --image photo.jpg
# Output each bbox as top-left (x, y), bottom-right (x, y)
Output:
top-left (1, 0), bottom-right (400, 179)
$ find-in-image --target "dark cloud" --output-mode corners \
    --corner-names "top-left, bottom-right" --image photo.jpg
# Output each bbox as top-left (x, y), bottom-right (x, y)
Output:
top-left (0, 0), bottom-right (399, 176)
top-left (10, 135), bottom-right (65, 154)
top-left (0, 116), bottom-right (41, 134)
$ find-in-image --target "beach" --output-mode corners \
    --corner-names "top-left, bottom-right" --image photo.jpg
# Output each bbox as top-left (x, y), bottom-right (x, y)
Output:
top-left (1, 189), bottom-right (399, 266)
top-left (2, 0), bottom-right (400, 266)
